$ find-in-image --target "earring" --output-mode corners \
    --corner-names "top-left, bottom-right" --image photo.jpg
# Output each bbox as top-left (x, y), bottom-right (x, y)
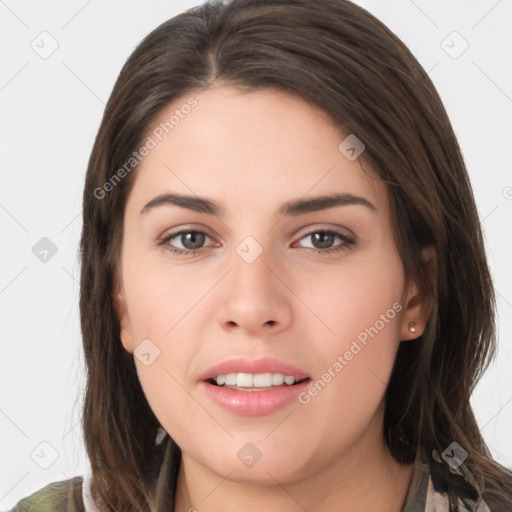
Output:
top-left (409, 322), bottom-right (416, 333)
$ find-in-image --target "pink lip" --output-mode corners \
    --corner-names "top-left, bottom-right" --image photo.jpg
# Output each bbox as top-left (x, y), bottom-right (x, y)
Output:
top-left (199, 379), bottom-right (311, 416)
top-left (198, 357), bottom-right (310, 382)
top-left (198, 357), bottom-right (311, 416)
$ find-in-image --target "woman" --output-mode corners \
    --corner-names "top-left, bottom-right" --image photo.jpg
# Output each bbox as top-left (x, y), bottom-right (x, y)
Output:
top-left (10, 0), bottom-right (512, 510)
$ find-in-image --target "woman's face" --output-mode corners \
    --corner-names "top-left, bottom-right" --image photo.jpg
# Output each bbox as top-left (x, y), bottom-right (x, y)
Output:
top-left (114, 86), bottom-right (422, 484)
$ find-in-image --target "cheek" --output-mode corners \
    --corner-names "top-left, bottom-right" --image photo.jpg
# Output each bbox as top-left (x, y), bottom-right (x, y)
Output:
top-left (296, 248), bottom-right (404, 411)
top-left (299, 248), bottom-right (404, 348)
top-left (121, 252), bottom-right (215, 430)
top-left (122, 247), bottom-right (208, 341)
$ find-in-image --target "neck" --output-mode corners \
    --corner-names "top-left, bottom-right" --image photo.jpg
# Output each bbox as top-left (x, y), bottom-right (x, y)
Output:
top-left (173, 409), bottom-right (413, 512)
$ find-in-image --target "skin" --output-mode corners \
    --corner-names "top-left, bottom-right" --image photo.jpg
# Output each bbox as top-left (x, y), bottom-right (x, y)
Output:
top-left (114, 85), bottom-right (430, 512)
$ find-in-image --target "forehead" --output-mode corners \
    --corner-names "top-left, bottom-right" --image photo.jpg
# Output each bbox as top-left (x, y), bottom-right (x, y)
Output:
top-left (128, 86), bottom-right (387, 218)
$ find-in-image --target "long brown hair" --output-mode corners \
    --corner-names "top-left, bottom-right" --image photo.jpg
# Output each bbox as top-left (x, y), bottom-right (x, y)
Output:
top-left (79, 0), bottom-right (512, 510)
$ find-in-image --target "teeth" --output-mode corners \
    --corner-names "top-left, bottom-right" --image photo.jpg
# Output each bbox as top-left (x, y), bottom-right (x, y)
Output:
top-left (237, 373), bottom-right (253, 387)
top-left (212, 372), bottom-right (299, 388)
top-left (225, 373), bottom-right (237, 385)
top-left (272, 373), bottom-right (284, 385)
top-left (284, 375), bottom-right (295, 385)
top-left (254, 373), bottom-right (273, 387)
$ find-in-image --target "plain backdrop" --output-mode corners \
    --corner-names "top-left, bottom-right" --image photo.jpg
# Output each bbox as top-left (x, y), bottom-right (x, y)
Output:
top-left (1, 0), bottom-right (511, 509)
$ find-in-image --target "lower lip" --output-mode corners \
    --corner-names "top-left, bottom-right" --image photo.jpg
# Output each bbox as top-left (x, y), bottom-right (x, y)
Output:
top-left (200, 380), bottom-right (311, 416)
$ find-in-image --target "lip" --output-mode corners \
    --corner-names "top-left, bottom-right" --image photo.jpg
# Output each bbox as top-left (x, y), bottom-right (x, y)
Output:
top-left (199, 379), bottom-right (311, 416)
top-left (198, 357), bottom-right (310, 382)
top-left (198, 357), bottom-right (311, 416)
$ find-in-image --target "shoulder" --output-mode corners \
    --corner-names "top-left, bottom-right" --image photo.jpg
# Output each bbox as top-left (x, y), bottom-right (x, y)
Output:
top-left (7, 476), bottom-right (85, 512)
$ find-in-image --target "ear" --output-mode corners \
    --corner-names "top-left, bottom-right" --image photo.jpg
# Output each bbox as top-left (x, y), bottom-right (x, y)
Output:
top-left (112, 277), bottom-right (135, 354)
top-left (400, 246), bottom-right (436, 342)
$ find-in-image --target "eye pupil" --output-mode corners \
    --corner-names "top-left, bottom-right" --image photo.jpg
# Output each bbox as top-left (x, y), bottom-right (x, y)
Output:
top-left (182, 232), bottom-right (205, 249)
top-left (312, 232), bottom-right (334, 249)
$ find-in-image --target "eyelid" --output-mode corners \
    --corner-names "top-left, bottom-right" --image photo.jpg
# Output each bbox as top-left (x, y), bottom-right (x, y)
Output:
top-left (294, 223), bottom-right (356, 240)
top-left (159, 224), bottom-right (216, 241)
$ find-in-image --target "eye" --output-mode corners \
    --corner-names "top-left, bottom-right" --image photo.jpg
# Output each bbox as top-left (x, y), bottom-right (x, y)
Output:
top-left (294, 229), bottom-right (356, 254)
top-left (159, 229), bottom-right (215, 255)
top-left (159, 228), bottom-right (356, 256)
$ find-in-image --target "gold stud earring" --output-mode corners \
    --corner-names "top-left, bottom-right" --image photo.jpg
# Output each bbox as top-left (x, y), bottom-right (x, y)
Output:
top-left (409, 322), bottom-right (416, 333)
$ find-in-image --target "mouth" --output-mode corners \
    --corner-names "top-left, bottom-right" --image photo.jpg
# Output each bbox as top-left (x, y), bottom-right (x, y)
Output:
top-left (199, 358), bottom-right (312, 416)
top-left (206, 372), bottom-right (310, 391)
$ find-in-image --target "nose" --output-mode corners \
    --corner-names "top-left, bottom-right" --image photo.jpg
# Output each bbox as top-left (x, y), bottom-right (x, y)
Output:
top-left (216, 246), bottom-right (293, 336)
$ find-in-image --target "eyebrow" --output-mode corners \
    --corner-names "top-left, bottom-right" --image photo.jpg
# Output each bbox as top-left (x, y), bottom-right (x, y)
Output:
top-left (139, 192), bottom-right (377, 217)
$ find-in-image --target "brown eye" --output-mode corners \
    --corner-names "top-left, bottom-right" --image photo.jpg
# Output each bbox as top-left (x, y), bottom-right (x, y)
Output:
top-left (160, 230), bottom-right (213, 254)
top-left (178, 231), bottom-right (206, 250)
top-left (310, 232), bottom-right (336, 249)
top-left (296, 230), bottom-right (356, 254)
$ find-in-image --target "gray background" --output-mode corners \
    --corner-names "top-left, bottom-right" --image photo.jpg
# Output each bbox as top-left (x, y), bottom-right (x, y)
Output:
top-left (1, 0), bottom-right (511, 509)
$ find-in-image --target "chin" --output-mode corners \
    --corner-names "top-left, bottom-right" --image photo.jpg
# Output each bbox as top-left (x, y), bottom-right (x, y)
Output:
top-left (187, 439), bottom-right (315, 485)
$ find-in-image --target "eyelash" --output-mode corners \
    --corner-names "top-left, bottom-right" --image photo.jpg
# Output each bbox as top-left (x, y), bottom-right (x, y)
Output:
top-left (158, 228), bottom-right (356, 256)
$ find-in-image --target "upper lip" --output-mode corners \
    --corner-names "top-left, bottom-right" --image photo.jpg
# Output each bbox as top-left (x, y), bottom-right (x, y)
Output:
top-left (199, 357), bottom-right (311, 382)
